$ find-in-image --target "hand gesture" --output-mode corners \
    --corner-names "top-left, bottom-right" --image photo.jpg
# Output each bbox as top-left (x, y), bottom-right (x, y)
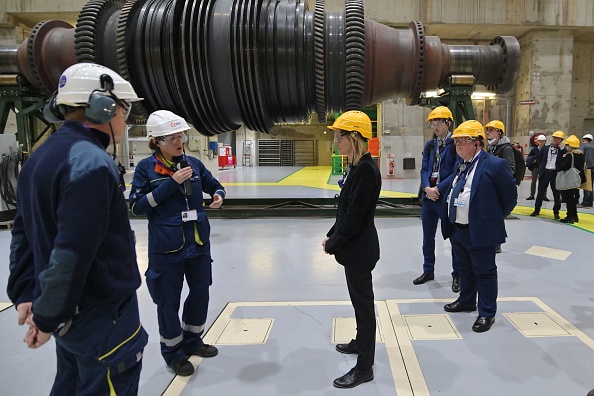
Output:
top-left (210, 193), bottom-right (223, 208)
top-left (172, 167), bottom-right (193, 184)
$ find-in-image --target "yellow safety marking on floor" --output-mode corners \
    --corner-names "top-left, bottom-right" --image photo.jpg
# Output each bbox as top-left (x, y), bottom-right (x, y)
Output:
top-left (504, 312), bottom-right (572, 337)
top-left (0, 302), bottom-right (13, 312)
top-left (524, 245), bottom-right (572, 260)
top-left (215, 318), bottom-right (275, 344)
top-left (332, 317), bottom-right (383, 343)
top-left (223, 166), bottom-right (417, 197)
top-left (513, 205), bottom-right (594, 233)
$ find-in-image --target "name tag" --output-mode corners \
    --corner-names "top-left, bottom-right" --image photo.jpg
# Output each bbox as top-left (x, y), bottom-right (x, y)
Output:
top-left (181, 209), bottom-right (198, 222)
top-left (431, 172), bottom-right (439, 179)
top-left (453, 198), bottom-right (466, 207)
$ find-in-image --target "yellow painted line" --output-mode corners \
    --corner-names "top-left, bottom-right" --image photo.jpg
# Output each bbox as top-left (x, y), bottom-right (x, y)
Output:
top-left (224, 166), bottom-right (417, 197)
top-left (512, 205), bottom-right (594, 233)
top-left (0, 302), bottom-right (13, 311)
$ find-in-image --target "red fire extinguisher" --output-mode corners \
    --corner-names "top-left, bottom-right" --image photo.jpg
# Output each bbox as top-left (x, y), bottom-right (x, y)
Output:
top-left (388, 154), bottom-right (395, 175)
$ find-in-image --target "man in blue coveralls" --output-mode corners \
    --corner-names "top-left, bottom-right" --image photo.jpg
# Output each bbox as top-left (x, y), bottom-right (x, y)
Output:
top-left (8, 63), bottom-right (148, 395)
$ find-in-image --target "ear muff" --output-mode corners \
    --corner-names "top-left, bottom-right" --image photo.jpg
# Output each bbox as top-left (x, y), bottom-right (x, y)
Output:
top-left (43, 91), bottom-right (65, 123)
top-left (85, 74), bottom-right (117, 124)
top-left (85, 92), bottom-right (117, 124)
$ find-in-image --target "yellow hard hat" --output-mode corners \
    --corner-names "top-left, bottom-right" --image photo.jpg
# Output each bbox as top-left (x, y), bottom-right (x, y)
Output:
top-left (426, 106), bottom-right (453, 122)
top-left (485, 120), bottom-right (505, 134)
top-left (328, 110), bottom-right (372, 140)
top-left (552, 130), bottom-right (565, 139)
top-left (564, 135), bottom-right (580, 148)
top-left (452, 120), bottom-right (485, 140)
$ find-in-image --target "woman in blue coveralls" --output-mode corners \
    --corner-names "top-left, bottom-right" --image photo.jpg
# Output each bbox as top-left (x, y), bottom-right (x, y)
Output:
top-left (129, 110), bottom-right (225, 377)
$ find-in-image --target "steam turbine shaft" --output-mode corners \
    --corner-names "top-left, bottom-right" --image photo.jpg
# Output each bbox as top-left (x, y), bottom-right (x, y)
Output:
top-left (3, 0), bottom-right (519, 135)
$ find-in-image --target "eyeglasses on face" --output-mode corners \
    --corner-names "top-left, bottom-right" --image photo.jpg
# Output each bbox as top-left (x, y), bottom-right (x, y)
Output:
top-left (453, 137), bottom-right (476, 145)
top-left (429, 119), bottom-right (446, 128)
top-left (159, 133), bottom-right (188, 145)
top-left (117, 99), bottom-right (132, 120)
top-left (334, 133), bottom-right (349, 143)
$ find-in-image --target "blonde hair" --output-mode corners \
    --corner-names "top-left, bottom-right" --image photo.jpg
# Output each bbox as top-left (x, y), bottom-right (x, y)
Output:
top-left (340, 131), bottom-right (368, 166)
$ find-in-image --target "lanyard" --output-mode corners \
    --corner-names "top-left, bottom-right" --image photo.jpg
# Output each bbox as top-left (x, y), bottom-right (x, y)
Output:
top-left (454, 151), bottom-right (482, 194)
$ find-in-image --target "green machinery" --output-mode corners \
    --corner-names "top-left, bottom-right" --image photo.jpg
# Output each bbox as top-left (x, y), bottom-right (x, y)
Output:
top-left (0, 76), bottom-right (56, 153)
top-left (417, 75), bottom-right (477, 128)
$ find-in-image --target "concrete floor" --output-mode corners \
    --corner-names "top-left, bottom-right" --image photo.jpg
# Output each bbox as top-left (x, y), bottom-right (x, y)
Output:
top-left (1, 166), bottom-right (594, 395)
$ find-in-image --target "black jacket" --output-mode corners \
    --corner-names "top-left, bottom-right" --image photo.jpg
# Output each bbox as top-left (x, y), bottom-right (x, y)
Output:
top-left (538, 145), bottom-right (567, 179)
top-left (559, 150), bottom-right (586, 184)
top-left (325, 153), bottom-right (381, 270)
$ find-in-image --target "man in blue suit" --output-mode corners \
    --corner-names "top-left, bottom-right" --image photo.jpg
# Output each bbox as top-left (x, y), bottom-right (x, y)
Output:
top-left (530, 130), bottom-right (567, 219)
top-left (441, 120), bottom-right (517, 333)
top-left (414, 106), bottom-right (461, 292)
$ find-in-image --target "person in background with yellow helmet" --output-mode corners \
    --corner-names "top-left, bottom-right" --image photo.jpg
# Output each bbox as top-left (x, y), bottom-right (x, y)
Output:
top-left (557, 135), bottom-right (586, 223)
top-left (414, 106), bottom-right (462, 293)
top-left (530, 130), bottom-right (567, 219)
top-left (440, 120), bottom-right (517, 333)
top-left (323, 110), bottom-right (381, 389)
top-left (485, 120), bottom-right (516, 175)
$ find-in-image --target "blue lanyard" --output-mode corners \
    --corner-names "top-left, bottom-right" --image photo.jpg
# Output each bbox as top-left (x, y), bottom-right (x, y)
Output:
top-left (454, 151), bottom-right (482, 192)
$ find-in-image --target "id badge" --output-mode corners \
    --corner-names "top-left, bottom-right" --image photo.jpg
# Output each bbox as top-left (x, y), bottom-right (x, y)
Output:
top-left (181, 209), bottom-right (198, 222)
top-left (431, 172), bottom-right (439, 179)
top-left (453, 198), bottom-right (466, 208)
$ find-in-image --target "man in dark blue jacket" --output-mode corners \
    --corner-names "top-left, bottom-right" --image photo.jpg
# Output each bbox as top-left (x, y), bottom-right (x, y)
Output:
top-left (531, 130), bottom-right (567, 219)
top-left (8, 63), bottom-right (148, 394)
top-left (414, 106), bottom-right (461, 292)
top-left (441, 121), bottom-right (517, 333)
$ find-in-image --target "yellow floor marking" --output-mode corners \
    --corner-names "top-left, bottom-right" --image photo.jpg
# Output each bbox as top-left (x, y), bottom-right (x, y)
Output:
top-left (224, 166), bottom-right (417, 197)
top-left (513, 205), bottom-right (594, 233)
top-left (0, 302), bottom-right (13, 311)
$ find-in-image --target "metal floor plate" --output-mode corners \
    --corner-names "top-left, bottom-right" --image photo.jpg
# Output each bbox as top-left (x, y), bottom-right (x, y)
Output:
top-left (403, 314), bottom-right (462, 340)
top-left (332, 316), bottom-right (383, 343)
top-left (214, 318), bottom-right (275, 345)
top-left (524, 245), bottom-right (572, 260)
top-left (504, 312), bottom-right (572, 337)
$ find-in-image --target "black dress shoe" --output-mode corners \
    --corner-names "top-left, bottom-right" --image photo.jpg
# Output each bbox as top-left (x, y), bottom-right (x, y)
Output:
top-left (554, 213), bottom-right (560, 220)
top-left (560, 217), bottom-right (574, 224)
top-left (451, 277), bottom-right (460, 293)
top-left (530, 211), bottom-right (539, 217)
top-left (543, 197), bottom-right (550, 202)
top-left (168, 359), bottom-right (195, 376)
top-left (526, 195), bottom-right (534, 200)
top-left (333, 366), bottom-right (374, 389)
top-left (444, 301), bottom-right (477, 313)
top-left (413, 272), bottom-right (434, 285)
top-left (186, 344), bottom-right (218, 358)
top-left (472, 316), bottom-right (495, 332)
top-left (336, 339), bottom-right (359, 354)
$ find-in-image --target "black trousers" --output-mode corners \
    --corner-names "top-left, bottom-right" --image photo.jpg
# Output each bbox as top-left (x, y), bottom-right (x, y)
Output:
top-left (561, 188), bottom-right (578, 218)
top-left (345, 266), bottom-right (375, 371)
top-left (535, 170), bottom-right (562, 213)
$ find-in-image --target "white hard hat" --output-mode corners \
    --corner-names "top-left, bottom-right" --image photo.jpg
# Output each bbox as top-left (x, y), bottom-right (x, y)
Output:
top-left (146, 110), bottom-right (190, 137)
top-left (537, 134), bottom-right (547, 141)
top-left (583, 134), bottom-right (593, 141)
top-left (56, 63), bottom-right (141, 106)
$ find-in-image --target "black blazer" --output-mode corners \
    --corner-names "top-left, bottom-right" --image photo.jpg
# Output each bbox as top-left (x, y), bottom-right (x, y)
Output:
top-left (325, 153), bottom-right (382, 270)
top-left (538, 145), bottom-right (567, 179)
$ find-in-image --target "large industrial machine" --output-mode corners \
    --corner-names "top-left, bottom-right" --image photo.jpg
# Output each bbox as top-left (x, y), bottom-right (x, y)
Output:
top-left (0, 0), bottom-right (519, 143)
top-left (0, 0), bottom-right (520, 218)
